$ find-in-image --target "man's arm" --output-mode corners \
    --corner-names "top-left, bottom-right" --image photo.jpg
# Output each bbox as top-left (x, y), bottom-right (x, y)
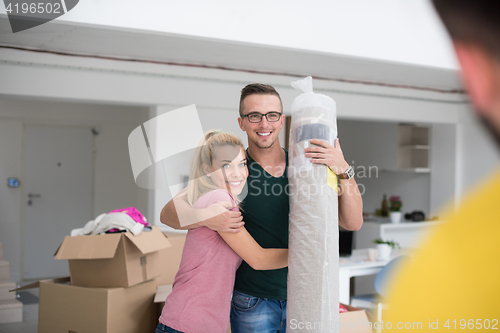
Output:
top-left (160, 188), bottom-right (245, 232)
top-left (337, 177), bottom-right (363, 230)
top-left (305, 138), bottom-right (363, 231)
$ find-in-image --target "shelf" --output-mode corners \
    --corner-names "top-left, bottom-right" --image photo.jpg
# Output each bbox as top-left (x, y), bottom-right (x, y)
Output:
top-left (380, 168), bottom-right (430, 173)
top-left (398, 125), bottom-right (429, 146)
top-left (362, 219), bottom-right (443, 227)
top-left (399, 145), bottom-right (429, 149)
top-left (398, 124), bottom-right (430, 169)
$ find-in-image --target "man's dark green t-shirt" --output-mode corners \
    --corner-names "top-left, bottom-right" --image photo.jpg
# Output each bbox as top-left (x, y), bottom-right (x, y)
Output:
top-left (234, 149), bottom-right (289, 300)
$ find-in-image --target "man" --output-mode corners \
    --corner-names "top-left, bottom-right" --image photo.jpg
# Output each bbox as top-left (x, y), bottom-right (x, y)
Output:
top-left (161, 83), bottom-right (363, 332)
top-left (385, 0), bottom-right (500, 327)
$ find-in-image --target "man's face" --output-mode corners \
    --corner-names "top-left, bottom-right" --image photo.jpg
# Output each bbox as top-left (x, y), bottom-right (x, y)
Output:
top-left (238, 94), bottom-right (284, 150)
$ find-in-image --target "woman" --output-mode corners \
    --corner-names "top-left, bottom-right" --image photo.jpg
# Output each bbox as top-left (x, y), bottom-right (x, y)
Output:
top-left (156, 130), bottom-right (288, 333)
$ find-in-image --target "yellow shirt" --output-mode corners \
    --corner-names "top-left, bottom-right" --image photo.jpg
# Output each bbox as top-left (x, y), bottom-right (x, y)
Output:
top-left (384, 171), bottom-right (500, 331)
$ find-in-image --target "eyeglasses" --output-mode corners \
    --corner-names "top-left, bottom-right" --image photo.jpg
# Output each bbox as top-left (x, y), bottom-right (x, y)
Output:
top-left (242, 112), bottom-right (282, 123)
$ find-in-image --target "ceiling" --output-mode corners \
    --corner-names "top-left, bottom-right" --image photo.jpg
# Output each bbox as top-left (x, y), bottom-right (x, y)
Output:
top-left (0, 15), bottom-right (463, 93)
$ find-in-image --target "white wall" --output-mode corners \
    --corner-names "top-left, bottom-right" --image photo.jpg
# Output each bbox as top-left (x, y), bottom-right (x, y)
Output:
top-left (5, 0), bottom-right (458, 69)
top-left (338, 120), bottom-right (432, 217)
top-left (0, 97), bottom-right (149, 281)
top-left (430, 123), bottom-right (457, 215)
top-left (456, 109), bottom-right (500, 202)
top-left (1, 46), bottom-right (499, 270)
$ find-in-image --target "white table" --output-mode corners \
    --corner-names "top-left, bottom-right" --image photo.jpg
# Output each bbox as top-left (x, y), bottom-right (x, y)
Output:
top-left (339, 248), bottom-right (408, 304)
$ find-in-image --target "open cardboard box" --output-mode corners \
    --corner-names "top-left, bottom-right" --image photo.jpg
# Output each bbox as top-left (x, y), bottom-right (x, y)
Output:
top-left (339, 303), bottom-right (374, 333)
top-left (12, 277), bottom-right (158, 333)
top-left (55, 226), bottom-right (172, 288)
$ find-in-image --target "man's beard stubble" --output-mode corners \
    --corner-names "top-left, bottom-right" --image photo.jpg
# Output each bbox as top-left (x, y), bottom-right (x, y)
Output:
top-left (252, 137), bottom-right (276, 150)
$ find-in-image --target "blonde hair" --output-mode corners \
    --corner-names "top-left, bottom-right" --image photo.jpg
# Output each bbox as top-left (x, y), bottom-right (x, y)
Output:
top-left (187, 130), bottom-right (245, 206)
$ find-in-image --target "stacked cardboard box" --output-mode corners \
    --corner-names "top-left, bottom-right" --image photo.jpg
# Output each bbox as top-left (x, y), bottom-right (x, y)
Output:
top-left (12, 226), bottom-right (187, 333)
top-left (156, 232), bottom-right (187, 286)
top-left (15, 277), bottom-right (159, 333)
top-left (0, 241), bottom-right (23, 324)
top-left (154, 232), bottom-right (187, 322)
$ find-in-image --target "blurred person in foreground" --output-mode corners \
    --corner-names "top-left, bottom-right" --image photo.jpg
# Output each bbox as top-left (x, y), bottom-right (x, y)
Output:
top-left (385, 0), bottom-right (500, 327)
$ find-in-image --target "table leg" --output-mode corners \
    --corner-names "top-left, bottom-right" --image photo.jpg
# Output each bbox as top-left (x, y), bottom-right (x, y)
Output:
top-left (339, 270), bottom-right (350, 304)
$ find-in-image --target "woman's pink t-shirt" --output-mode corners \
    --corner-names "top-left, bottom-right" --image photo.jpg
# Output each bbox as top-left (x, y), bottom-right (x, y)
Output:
top-left (159, 189), bottom-right (242, 333)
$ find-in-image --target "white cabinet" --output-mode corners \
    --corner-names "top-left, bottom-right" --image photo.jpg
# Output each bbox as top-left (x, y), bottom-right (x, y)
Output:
top-left (354, 220), bottom-right (441, 249)
top-left (339, 121), bottom-right (431, 173)
top-left (338, 119), bottom-right (456, 220)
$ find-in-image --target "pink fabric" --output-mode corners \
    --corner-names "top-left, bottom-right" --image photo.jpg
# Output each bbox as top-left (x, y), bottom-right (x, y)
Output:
top-left (159, 189), bottom-right (242, 333)
top-left (108, 207), bottom-right (147, 226)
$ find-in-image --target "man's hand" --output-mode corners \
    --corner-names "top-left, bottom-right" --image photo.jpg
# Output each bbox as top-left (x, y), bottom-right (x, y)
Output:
top-left (304, 138), bottom-right (363, 230)
top-left (161, 191), bottom-right (244, 232)
top-left (305, 138), bottom-right (349, 174)
top-left (201, 201), bottom-right (245, 233)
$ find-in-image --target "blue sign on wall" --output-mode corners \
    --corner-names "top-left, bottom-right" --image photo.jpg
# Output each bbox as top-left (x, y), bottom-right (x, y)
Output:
top-left (8, 177), bottom-right (20, 188)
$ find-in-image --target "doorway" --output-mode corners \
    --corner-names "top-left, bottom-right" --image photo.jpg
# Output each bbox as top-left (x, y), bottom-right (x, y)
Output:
top-left (23, 125), bottom-right (94, 280)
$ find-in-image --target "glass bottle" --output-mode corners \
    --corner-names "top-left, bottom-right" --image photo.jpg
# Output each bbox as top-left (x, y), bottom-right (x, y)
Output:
top-left (381, 194), bottom-right (388, 217)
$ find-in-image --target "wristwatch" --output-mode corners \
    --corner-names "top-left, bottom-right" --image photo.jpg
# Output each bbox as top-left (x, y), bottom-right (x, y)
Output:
top-left (337, 165), bottom-right (355, 180)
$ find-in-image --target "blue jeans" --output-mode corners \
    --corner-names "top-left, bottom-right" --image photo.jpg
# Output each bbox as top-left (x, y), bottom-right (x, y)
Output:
top-left (230, 291), bottom-right (287, 333)
top-left (155, 323), bottom-right (184, 333)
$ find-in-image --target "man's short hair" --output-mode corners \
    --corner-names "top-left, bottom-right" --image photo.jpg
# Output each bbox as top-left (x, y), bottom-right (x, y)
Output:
top-left (432, 0), bottom-right (500, 59)
top-left (239, 83), bottom-right (283, 116)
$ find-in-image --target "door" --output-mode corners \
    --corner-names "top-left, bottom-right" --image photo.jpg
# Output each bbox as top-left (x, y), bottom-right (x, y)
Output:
top-left (23, 125), bottom-right (93, 279)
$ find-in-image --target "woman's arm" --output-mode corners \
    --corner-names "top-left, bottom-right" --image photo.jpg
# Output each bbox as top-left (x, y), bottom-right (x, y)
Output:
top-left (218, 228), bottom-right (288, 270)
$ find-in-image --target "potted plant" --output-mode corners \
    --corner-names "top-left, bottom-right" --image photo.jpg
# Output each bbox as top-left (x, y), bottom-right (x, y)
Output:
top-left (372, 238), bottom-right (400, 260)
top-left (389, 195), bottom-right (402, 223)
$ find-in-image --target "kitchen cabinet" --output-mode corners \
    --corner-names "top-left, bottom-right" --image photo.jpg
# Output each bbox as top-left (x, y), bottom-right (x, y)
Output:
top-left (398, 124), bottom-right (430, 172)
top-left (354, 220), bottom-right (441, 249)
top-left (338, 119), bottom-right (456, 220)
top-left (339, 121), bottom-right (430, 173)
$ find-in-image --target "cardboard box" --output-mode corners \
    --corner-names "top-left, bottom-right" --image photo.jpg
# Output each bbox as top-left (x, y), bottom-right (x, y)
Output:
top-left (339, 303), bottom-right (374, 333)
top-left (0, 260), bottom-right (9, 280)
top-left (55, 226), bottom-right (172, 288)
top-left (156, 232), bottom-right (187, 285)
top-left (154, 284), bottom-right (173, 319)
top-left (0, 280), bottom-right (16, 301)
top-left (0, 299), bottom-right (23, 324)
top-left (13, 277), bottom-right (158, 333)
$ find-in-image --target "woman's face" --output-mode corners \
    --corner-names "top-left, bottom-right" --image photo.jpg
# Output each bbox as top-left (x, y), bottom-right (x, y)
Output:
top-left (205, 145), bottom-right (248, 196)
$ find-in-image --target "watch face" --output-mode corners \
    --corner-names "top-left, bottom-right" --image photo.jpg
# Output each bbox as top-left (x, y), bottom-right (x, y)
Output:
top-left (340, 166), bottom-right (354, 180)
top-left (347, 167), bottom-right (355, 179)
